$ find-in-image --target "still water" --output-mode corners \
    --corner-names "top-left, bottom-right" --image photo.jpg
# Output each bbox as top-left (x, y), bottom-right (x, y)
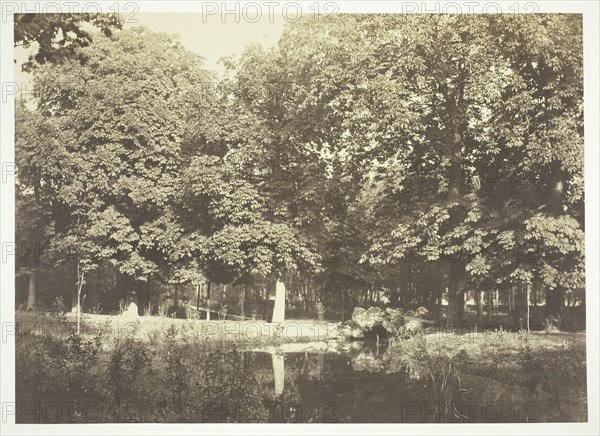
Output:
top-left (233, 340), bottom-right (584, 423)
top-left (14, 324), bottom-right (587, 423)
top-left (240, 343), bottom-right (422, 423)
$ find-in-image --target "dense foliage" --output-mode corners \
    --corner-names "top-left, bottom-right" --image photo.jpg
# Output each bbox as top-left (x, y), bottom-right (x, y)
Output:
top-left (15, 14), bottom-right (584, 327)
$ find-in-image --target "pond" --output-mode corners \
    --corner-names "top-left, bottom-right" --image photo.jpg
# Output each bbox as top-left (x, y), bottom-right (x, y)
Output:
top-left (15, 324), bottom-right (587, 423)
top-left (233, 340), bottom-right (583, 423)
top-left (238, 343), bottom-right (419, 423)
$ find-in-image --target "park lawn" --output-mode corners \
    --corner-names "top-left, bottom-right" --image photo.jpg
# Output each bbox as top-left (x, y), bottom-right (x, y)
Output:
top-left (15, 310), bottom-right (338, 346)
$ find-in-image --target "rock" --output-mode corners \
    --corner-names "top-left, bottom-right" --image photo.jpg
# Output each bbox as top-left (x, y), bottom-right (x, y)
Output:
top-left (404, 319), bottom-right (423, 335)
top-left (386, 306), bottom-right (403, 316)
top-left (122, 302), bottom-right (139, 319)
top-left (352, 306), bottom-right (385, 331)
top-left (416, 306), bottom-right (429, 318)
top-left (351, 307), bottom-right (366, 325)
top-left (351, 349), bottom-right (385, 373)
top-left (382, 307), bottom-right (405, 334)
top-left (339, 319), bottom-right (364, 340)
top-left (437, 308), bottom-right (447, 322)
top-left (544, 324), bottom-right (561, 334)
top-left (260, 342), bottom-right (337, 354)
top-left (337, 340), bottom-right (365, 354)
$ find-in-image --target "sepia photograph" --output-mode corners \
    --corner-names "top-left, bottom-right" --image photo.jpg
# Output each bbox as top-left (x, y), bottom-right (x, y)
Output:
top-left (1, 1), bottom-right (599, 434)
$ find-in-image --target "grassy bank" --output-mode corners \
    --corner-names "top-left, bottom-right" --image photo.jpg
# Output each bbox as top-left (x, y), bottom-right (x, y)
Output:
top-left (15, 311), bottom-right (338, 346)
top-left (15, 311), bottom-right (588, 422)
top-left (387, 330), bottom-right (587, 422)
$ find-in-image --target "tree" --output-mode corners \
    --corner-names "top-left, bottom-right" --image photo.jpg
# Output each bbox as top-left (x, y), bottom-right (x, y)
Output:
top-left (14, 13), bottom-right (120, 311)
top-left (16, 14), bottom-right (584, 330)
top-left (23, 28), bottom-right (217, 319)
top-left (14, 13), bottom-right (122, 71)
top-left (178, 153), bottom-right (317, 320)
top-left (481, 15), bottom-right (584, 326)
top-left (216, 17), bottom-right (384, 317)
top-left (15, 101), bottom-right (62, 311)
top-left (326, 15), bottom-right (584, 328)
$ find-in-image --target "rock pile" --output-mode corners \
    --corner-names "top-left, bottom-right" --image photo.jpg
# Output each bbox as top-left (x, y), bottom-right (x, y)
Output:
top-left (338, 305), bottom-right (432, 340)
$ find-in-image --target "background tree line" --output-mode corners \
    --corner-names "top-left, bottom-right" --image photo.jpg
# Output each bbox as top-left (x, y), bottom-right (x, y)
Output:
top-left (15, 13), bottom-right (584, 328)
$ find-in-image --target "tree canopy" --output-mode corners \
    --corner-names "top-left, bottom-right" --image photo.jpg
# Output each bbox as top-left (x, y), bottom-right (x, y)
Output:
top-left (15, 14), bottom-right (584, 326)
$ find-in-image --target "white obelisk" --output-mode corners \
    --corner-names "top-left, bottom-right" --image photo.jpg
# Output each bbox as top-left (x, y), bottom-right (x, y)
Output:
top-left (272, 279), bottom-right (286, 323)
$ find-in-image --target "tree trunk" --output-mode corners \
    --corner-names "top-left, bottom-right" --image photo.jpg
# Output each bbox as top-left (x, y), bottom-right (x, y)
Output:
top-left (71, 274), bottom-right (79, 313)
top-left (174, 283), bottom-right (179, 308)
top-left (437, 287), bottom-right (443, 308)
top-left (447, 261), bottom-right (465, 328)
top-left (135, 279), bottom-right (147, 312)
top-left (429, 287), bottom-right (438, 311)
top-left (513, 285), bottom-right (523, 326)
top-left (545, 286), bottom-right (565, 329)
top-left (206, 281), bottom-right (211, 321)
top-left (341, 288), bottom-right (345, 322)
top-left (27, 271), bottom-right (36, 311)
top-left (77, 277), bottom-right (82, 335)
top-left (487, 289), bottom-right (493, 322)
top-left (146, 278), bottom-right (150, 312)
top-left (544, 153), bottom-right (566, 329)
top-left (526, 283), bottom-right (531, 334)
top-left (302, 280), bottom-right (308, 312)
top-left (507, 286), bottom-right (513, 316)
top-left (196, 283), bottom-right (201, 311)
top-left (241, 284), bottom-right (247, 320)
top-left (75, 262), bottom-right (84, 335)
top-left (272, 279), bottom-right (285, 323)
top-left (70, 291), bottom-right (77, 312)
top-left (443, 52), bottom-right (467, 329)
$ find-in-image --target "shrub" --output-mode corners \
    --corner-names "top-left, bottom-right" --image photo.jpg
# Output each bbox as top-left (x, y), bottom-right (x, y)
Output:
top-left (184, 304), bottom-right (197, 320)
top-left (388, 334), bottom-right (470, 422)
top-left (218, 304), bottom-right (228, 320)
top-left (157, 301), bottom-right (169, 318)
top-left (105, 330), bottom-right (151, 421)
top-left (51, 296), bottom-right (66, 316)
top-left (166, 305), bottom-right (187, 319)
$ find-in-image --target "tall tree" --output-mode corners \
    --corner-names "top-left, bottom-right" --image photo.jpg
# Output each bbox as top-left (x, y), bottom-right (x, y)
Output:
top-left (346, 15), bottom-right (583, 327)
top-left (24, 28), bottom-right (217, 317)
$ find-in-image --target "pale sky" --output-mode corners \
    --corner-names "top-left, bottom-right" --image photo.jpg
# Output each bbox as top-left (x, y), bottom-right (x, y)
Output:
top-left (123, 13), bottom-right (285, 72)
top-left (15, 13), bottom-right (286, 95)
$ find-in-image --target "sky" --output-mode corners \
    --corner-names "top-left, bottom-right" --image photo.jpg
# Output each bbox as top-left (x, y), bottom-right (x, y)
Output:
top-left (14, 13), bottom-right (286, 96)
top-left (123, 13), bottom-right (285, 72)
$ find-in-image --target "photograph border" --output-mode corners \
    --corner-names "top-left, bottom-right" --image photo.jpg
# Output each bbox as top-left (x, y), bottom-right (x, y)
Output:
top-left (1, 1), bottom-right (598, 435)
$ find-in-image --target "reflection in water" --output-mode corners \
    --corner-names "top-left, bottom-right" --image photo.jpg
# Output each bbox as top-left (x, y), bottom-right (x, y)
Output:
top-left (241, 341), bottom-right (418, 422)
top-left (272, 353), bottom-right (285, 397)
top-left (237, 341), bottom-right (583, 423)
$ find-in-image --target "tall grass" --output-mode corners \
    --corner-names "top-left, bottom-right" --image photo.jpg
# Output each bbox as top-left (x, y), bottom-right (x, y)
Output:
top-left (16, 326), bottom-right (269, 422)
top-left (389, 333), bottom-right (470, 422)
